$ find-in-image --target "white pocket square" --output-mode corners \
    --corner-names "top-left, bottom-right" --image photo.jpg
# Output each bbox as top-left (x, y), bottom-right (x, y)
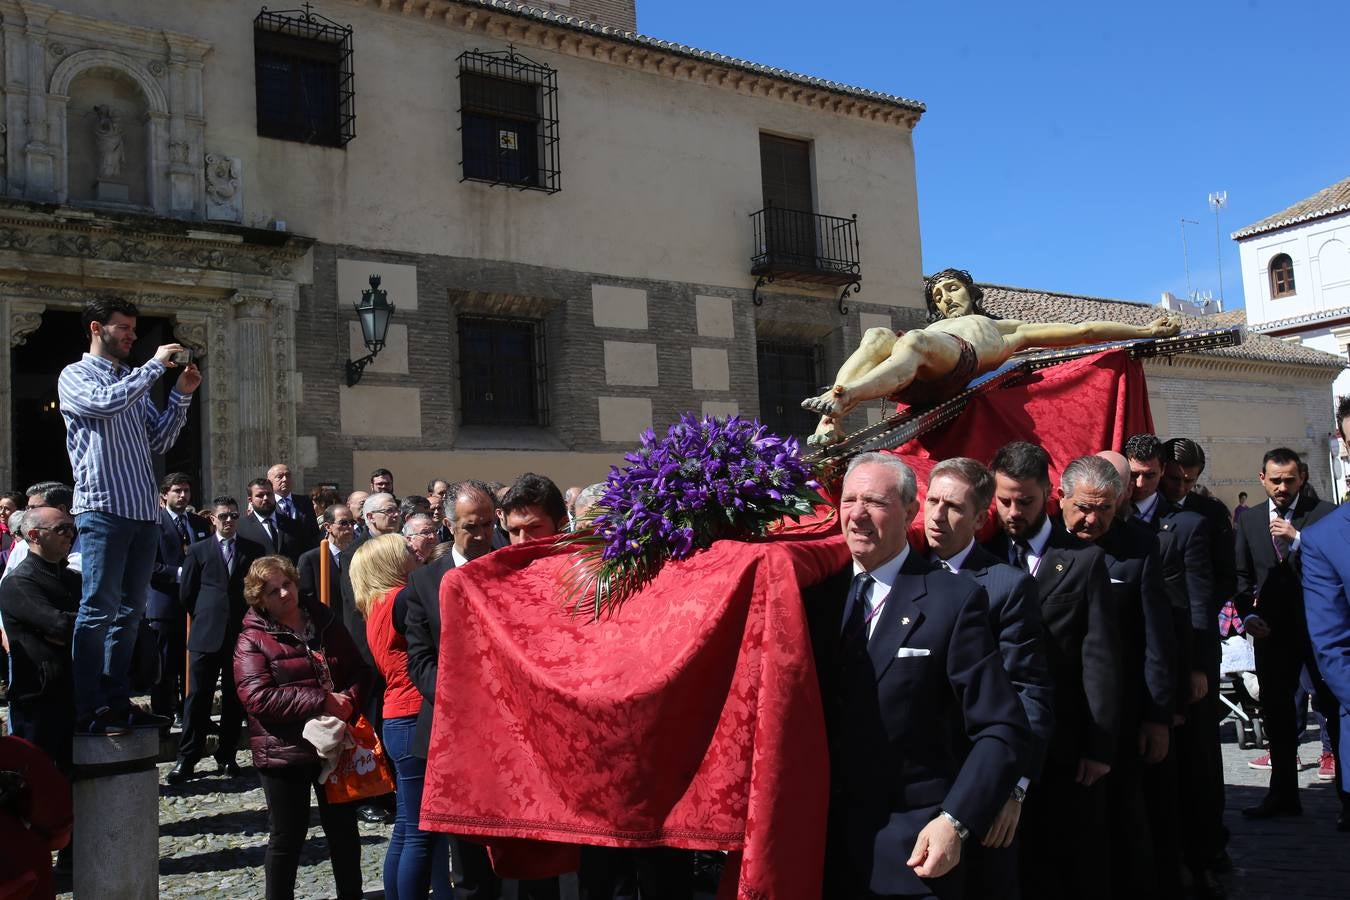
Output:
top-left (1109, 577), bottom-right (1126, 584)
top-left (896, 647), bottom-right (931, 658)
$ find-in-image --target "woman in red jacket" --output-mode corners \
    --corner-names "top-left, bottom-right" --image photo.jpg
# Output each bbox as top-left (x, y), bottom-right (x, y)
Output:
top-left (351, 533), bottom-right (451, 899)
top-left (234, 555), bottom-right (372, 900)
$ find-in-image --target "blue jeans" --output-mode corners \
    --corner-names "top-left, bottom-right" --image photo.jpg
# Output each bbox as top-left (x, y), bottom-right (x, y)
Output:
top-left (72, 511), bottom-right (159, 716)
top-left (382, 715), bottom-right (452, 899)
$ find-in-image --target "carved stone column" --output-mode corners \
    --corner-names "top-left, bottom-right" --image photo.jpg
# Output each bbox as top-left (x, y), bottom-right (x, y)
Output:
top-left (230, 291), bottom-right (274, 488)
top-left (20, 6), bottom-right (54, 200)
top-left (0, 298), bottom-right (46, 492)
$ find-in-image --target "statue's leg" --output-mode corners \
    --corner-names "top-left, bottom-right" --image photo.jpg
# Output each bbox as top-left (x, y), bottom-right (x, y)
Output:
top-left (801, 327), bottom-right (897, 418)
top-left (834, 330), bottom-right (961, 410)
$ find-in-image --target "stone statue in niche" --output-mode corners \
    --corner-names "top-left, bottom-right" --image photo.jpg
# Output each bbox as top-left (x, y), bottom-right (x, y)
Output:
top-left (93, 105), bottom-right (124, 179)
top-left (204, 153), bottom-right (243, 222)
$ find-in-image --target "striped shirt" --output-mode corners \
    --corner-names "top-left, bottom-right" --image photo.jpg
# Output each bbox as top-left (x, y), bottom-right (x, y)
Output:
top-left (57, 353), bottom-right (193, 521)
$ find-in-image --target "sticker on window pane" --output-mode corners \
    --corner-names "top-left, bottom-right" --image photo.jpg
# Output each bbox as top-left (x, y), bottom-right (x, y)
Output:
top-left (498, 130), bottom-right (518, 150)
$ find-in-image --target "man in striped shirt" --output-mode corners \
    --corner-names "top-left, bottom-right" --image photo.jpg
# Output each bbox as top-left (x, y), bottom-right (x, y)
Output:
top-left (58, 295), bottom-right (201, 735)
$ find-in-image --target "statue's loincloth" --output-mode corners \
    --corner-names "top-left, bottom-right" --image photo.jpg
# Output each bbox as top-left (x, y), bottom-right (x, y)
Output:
top-left (887, 333), bottom-right (980, 407)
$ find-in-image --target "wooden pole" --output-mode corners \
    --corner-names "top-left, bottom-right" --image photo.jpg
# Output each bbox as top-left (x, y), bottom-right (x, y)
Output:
top-left (319, 538), bottom-right (331, 606)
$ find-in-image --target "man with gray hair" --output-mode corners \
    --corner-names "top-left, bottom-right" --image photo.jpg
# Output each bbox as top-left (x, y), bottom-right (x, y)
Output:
top-left (924, 457), bottom-right (1053, 897)
top-left (983, 443), bottom-right (1119, 900)
top-left (402, 512), bottom-right (439, 563)
top-left (806, 451), bottom-right (1027, 896)
top-left (571, 483), bottom-right (607, 528)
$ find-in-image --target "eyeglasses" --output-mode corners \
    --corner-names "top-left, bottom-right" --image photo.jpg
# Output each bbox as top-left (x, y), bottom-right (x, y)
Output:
top-left (373, 507), bottom-right (400, 517)
top-left (216, 512), bottom-right (240, 521)
top-left (408, 530), bottom-right (437, 539)
top-left (32, 523), bottom-right (76, 536)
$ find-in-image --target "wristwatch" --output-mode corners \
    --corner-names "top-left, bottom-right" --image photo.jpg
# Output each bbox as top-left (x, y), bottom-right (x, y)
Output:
top-left (939, 810), bottom-right (969, 841)
top-left (1011, 784), bottom-right (1027, 803)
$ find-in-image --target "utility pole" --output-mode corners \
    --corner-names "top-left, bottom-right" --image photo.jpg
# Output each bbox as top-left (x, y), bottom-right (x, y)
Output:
top-left (1209, 191), bottom-right (1228, 302)
top-left (1180, 218), bottom-right (1200, 300)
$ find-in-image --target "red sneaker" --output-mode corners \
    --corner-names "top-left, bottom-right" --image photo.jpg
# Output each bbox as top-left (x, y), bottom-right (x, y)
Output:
top-left (1248, 752), bottom-right (1272, 770)
top-left (1319, 752), bottom-right (1337, 781)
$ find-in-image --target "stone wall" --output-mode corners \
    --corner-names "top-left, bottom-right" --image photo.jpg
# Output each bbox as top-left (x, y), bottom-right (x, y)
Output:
top-left (297, 242), bottom-right (925, 491)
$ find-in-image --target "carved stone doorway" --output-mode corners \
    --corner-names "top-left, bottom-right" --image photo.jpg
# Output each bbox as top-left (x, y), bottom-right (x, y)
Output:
top-left (10, 309), bottom-right (203, 493)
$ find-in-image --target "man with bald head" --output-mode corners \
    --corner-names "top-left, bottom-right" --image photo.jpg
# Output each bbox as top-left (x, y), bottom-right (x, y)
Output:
top-left (0, 505), bottom-right (81, 768)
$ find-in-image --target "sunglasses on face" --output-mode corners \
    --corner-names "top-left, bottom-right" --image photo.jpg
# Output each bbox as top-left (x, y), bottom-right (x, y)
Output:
top-left (215, 512), bottom-right (240, 521)
top-left (33, 523), bottom-right (76, 536)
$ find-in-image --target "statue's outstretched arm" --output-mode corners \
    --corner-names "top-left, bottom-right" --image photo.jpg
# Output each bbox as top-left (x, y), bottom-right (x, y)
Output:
top-left (1005, 315), bottom-right (1180, 352)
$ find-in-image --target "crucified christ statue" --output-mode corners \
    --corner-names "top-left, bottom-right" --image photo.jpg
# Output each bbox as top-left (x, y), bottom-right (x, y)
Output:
top-left (802, 268), bottom-right (1181, 446)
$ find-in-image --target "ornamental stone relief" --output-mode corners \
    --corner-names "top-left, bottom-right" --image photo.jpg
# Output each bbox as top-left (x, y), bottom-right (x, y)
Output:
top-left (204, 153), bottom-right (243, 224)
top-left (0, 227), bottom-right (299, 277)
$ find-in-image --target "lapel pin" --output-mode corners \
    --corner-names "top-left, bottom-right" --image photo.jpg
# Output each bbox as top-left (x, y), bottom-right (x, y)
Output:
top-left (901, 616), bottom-right (911, 626)
top-left (1055, 563), bottom-right (1065, 572)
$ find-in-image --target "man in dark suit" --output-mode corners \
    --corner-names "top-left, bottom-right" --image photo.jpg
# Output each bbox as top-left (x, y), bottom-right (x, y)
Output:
top-left (1304, 396), bottom-right (1350, 831)
top-left (808, 452), bottom-right (1028, 899)
top-left (237, 477), bottom-right (304, 565)
top-left (1236, 447), bottom-right (1338, 819)
top-left (147, 472), bottom-right (210, 723)
top-left (922, 458), bottom-right (1052, 900)
top-left (297, 503), bottom-right (355, 608)
top-left (268, 462), bottom-right (319, 553)
top-left (983, 444), bottom-right (1120, 900)
top-left (167, 497), bottom-right (263, 784)
top-left (1094, 450), bottom-right (1179, 898)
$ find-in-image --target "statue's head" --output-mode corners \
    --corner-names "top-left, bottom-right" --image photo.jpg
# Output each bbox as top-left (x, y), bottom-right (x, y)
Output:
top-left (924, 268), bottom-right (991, 322)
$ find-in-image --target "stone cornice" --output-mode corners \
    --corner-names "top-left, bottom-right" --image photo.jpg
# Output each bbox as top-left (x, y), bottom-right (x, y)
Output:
top-left (1249, 305), bottom-right (1350, 335)
top-left (348, 0), bottom-right (924, 129)
top-left (1142, 351), bottom-right (1343, 382)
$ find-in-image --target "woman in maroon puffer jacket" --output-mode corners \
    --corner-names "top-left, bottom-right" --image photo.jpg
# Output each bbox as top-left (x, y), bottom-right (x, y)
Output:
top-left (234, 555), bottom-right (372, 900)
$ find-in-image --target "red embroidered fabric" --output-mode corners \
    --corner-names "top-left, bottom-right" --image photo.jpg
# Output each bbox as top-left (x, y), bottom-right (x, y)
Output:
top-left (419, 348), bottom-right (1153, 898)
top-left (420, 531), bottom-right (847, 898)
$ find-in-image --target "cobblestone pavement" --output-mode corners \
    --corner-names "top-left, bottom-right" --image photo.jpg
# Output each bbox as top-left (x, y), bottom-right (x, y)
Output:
top-left (5, 709), bottom-right (1340, 898)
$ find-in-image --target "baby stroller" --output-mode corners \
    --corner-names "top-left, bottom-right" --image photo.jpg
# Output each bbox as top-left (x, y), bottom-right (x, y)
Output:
top-left (1218, 605), bottom-right (1264, 750)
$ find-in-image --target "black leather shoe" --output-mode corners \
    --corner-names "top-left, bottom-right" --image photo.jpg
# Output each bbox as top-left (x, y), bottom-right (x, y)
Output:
top-left (165, 759), bottom-right (196, 785)
top-left (215, 758), bottom-right (242, 777)
top-left (357, 803), bottom-right (393, 824)
top-left (125, 707), bottom-right (172, 729)
top-left (1242, 795), bottom-right (1302, 819)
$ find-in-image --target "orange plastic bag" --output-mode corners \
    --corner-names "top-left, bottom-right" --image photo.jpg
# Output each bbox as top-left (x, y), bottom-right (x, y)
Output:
top-left (322, 714), bottom-right (395, 804)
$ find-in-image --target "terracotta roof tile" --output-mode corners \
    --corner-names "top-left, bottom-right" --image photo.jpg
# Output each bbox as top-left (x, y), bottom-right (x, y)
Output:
top-left (1232, 175), bottom-right (1350, 239)
top-left (979, 284), bottom-right (1345, 370)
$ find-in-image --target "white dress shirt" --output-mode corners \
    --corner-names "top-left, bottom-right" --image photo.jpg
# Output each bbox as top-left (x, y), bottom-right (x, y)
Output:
top-left (451, 546), bottom-right (470, 568)
top-left (850, 544), bottom-right (911, 639)
top-left (935, 538), bottom-right (977, 574)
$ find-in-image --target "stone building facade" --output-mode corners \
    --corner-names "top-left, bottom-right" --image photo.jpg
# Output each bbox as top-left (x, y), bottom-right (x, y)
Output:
top-left (1, 0), bottom-right (931, 496)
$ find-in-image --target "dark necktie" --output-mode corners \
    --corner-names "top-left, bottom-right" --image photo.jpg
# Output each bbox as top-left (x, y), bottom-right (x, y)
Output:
top-left (1013, 540), bottom-right (1031, 573)
top-left (278, 496), bottom-right (294, 519)
top-left (840, 572), bottom-right (874, 652)
top-left (1272, 506), bottom-right (1291, 561)
top-left (174, 515), bottom-right (190, 551)
top-left (264, 517), bottom-right (278, 548)
top-left (222, 539), bottom-right (235, 574)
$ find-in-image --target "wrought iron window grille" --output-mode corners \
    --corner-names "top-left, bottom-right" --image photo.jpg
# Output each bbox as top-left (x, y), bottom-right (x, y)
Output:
top-left (750, 204), bottom-right (861, 314)
top-left (757, 341), bottom-right (825, 437)
top-left (254, 4), bottom-right (355, 147)
top-left (456, 314), bottom-right (551, 427)
top-left (457, 46), bottom-right (561, 193)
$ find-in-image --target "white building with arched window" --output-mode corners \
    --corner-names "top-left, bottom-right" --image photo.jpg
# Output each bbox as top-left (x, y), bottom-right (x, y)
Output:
top-left (1235, 175), bottom-right (1350, 488)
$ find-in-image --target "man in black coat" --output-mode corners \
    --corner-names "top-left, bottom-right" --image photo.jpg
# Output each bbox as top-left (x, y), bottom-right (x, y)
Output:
top-left (808, 452), bottom-right (1028, 899)
top-left (0, 506), bottom-right (80, 770)
top-left (236, 477), bottom-right (304, 565)
top-left (167, 497), bottom-right (263, 784)
top-left (983, 444), bottom-right (1120, 900)
top-left (1159, 436), bottom-right (1234, 884)
top-left (922, 457), bottom-right (1052, 900)
top-left (147, 472), bottom-right (210, 722)
top-left (1235, 447), bottom-right (1337, 819)
top-left (268, 462), bottom-right (319, 553)
top-left (297, 503), bottom-right (356, 608)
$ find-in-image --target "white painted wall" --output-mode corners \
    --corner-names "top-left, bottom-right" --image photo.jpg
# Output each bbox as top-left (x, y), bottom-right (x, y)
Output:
top-left (1237, 210), bottom-right (1350, 326)
top-left (50, 0), bottom-right (924, 310)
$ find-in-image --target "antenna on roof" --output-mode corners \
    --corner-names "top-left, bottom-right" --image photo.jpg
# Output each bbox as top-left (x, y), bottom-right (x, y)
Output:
top-left (1209, 191), bottom-right (1228, 301)
top-left (1180, 218), bottom-right (1200, 300)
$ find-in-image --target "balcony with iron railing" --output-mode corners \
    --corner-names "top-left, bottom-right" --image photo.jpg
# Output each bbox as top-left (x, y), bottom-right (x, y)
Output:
top-left (750, 204), bottom-right (861, 313)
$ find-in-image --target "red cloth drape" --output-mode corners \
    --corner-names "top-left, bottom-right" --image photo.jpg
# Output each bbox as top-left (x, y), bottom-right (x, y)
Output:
top-left (421, 530), bottom-right (846, 899)
top-left (419, 348), bottom-right (1153, 899)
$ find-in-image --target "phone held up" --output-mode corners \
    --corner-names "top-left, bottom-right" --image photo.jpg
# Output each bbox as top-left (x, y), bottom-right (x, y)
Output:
top-left (170, 349), bottom-right (193, 366)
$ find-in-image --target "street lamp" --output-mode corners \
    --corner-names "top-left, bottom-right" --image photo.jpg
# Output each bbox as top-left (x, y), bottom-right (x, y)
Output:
top-left (345, 274), bottom-right (395, 386)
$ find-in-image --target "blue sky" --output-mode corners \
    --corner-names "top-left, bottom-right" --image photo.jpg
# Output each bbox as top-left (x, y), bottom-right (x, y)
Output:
top-left (641, 0), bottom-right (1349, 308)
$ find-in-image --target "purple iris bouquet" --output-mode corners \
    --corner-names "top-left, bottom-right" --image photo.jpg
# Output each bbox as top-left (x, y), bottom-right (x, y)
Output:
top-left (559, 412), bottom-right (821, 618)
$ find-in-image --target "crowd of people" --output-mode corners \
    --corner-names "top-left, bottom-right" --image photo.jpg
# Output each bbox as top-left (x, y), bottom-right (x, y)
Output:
top-left (1, 293), bottom-right (1349, 900)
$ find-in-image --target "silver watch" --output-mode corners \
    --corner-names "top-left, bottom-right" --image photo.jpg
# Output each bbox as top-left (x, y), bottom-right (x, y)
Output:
top-left (939, 810), bottom-right (969, 841)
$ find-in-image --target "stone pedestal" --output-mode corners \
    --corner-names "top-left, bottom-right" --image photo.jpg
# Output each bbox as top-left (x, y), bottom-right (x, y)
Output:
top-left (72, 728), bottom-right (160, 899)
top-left (94, 179), bottom-right (130, 203)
